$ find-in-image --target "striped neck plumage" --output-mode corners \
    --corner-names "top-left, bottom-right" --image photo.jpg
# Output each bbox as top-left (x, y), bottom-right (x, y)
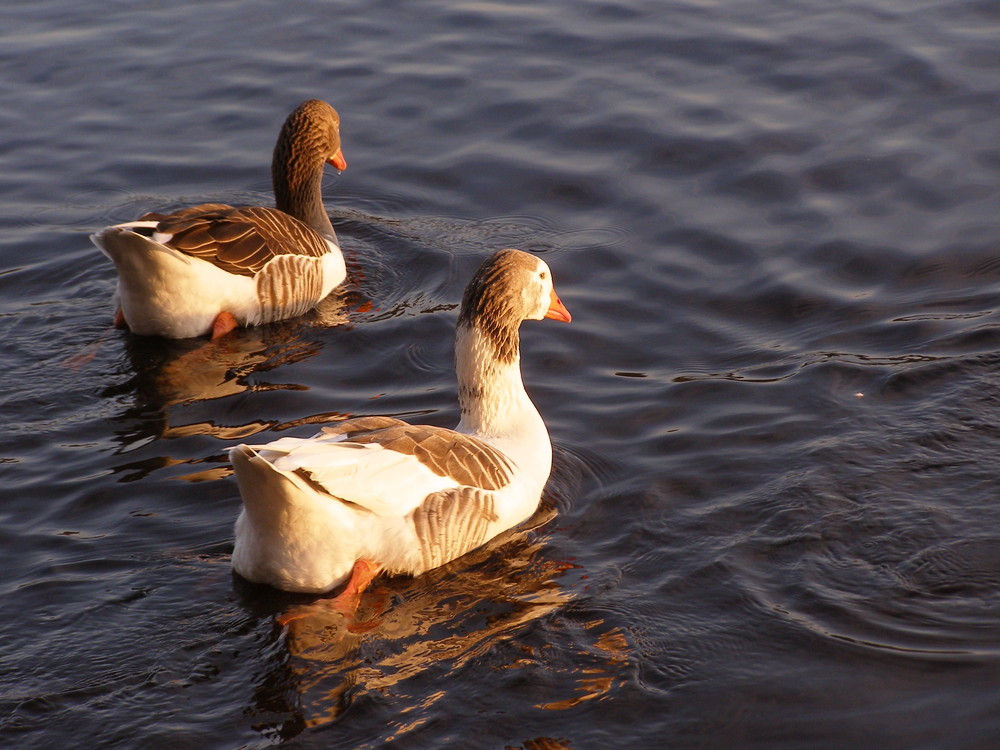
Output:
top-left (455, 319), bottom-right (532, 438)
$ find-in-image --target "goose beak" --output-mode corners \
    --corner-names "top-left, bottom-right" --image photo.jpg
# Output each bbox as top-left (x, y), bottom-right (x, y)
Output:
top-left (544, 289), bottom-right (572, 323)
top-left (328, 149), bottom-right (348, 171)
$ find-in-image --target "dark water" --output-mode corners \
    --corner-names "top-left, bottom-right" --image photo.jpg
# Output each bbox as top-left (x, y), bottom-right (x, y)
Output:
top-left (4, 0), bottom-right (1000, 747)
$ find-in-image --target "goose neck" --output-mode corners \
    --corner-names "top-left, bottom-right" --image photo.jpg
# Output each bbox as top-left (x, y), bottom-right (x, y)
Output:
top-left (272, 149), bottom-right (336, 240)
top-left (455, 321), bottom-right (535, 437)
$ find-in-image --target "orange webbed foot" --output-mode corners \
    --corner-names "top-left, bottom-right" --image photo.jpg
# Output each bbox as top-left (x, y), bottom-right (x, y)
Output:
top-left (276, 559), bottom-right (383, 628)
top-left (210, 311), bottom-right (238, 339)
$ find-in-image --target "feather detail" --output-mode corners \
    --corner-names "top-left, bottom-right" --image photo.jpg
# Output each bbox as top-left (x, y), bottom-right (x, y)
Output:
top-left (147, 205), bottom-right (331, 277)
top-left (411, 487), bottom-right (498, 572)
top-left (332, 423), bottom-right (514, 491)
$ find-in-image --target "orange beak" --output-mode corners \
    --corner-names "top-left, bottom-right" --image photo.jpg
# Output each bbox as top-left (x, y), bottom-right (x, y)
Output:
top-left (328, 149), bottom-right (347, 171)
top-left (544, 288), bottom-right (572, 323)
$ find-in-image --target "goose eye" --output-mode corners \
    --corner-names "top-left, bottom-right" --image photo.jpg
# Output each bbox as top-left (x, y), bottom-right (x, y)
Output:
top-left (539, 271), bottom-right (547, 280)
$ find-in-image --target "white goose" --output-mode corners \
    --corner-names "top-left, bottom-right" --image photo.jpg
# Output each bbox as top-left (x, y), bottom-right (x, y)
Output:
top-left (90, 99), bottom-right (348, 339)
top-left (229, 248), bottom-right (572, 607)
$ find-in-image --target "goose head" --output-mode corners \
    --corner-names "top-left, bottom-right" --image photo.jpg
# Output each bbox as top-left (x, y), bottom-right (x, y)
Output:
top-left (271, 99), bottom-right (346, 237)
top-left (457, 249), bottom-right (571, 364)
top-left (460, 248), bottom-right (570, 323)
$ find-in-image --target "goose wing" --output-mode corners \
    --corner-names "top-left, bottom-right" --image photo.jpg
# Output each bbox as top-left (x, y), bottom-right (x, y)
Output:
top-left (141, 204), bottom-right (332, 277)
top-left (251, 417), bottom-right (515, 519)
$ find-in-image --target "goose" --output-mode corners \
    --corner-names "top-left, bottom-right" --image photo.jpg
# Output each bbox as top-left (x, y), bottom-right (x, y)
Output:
top-left (90, 99), bottom-right (348, 339)
top-left (228, 248), bottom-right (571, 609)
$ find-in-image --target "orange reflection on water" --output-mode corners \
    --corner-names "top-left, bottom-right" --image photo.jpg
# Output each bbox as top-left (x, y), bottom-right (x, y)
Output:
top-left (106, 296), bottom-right (349, 483)
top-left (535, 625), bottom-right (630, 710)
top-left (257, 506), bottom-right (631, 738)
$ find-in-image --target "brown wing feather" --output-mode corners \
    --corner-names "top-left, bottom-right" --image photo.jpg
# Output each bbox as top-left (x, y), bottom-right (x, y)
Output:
top-left (139, 203), bottom-right (232, 223)
top-left (319, 416), bottom-right (410, 438)
top-left (319, 418), bottom-right (514, 491)
top-left (144, 204), bottom-right (331, 277)
top-left (208, 220), bottom-right (258, 245)
top-left (410, 487), bottom-right (499, 571)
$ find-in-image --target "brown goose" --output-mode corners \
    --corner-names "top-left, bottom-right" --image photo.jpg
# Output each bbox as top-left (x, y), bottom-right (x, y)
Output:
top-left (90, 99), bottom-right (348, 339)
top-left (228, 249), bottom-right (572, 607)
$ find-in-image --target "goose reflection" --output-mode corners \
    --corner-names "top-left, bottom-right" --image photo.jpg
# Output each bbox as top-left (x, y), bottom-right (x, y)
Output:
top-left (238, 463), bottom-right (631, 741)
top-left (101, 293), bottom-right (350, 482)
top-left (116, 292), bottom-right (348, 408)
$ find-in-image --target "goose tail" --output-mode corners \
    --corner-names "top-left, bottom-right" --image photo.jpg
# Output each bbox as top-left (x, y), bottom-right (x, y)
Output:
top-left (229, 444), bottom-right (310, 525)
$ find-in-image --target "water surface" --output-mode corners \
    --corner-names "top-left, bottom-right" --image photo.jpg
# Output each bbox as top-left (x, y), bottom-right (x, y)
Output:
top-left (3, 0), bottom-right (1000, 747)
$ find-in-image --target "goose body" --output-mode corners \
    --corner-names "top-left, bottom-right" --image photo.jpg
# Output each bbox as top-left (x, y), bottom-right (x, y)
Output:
top-left (91, 99), bottom-right (348, 339)
top-left (229, 249), bottom-right (571, 595)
